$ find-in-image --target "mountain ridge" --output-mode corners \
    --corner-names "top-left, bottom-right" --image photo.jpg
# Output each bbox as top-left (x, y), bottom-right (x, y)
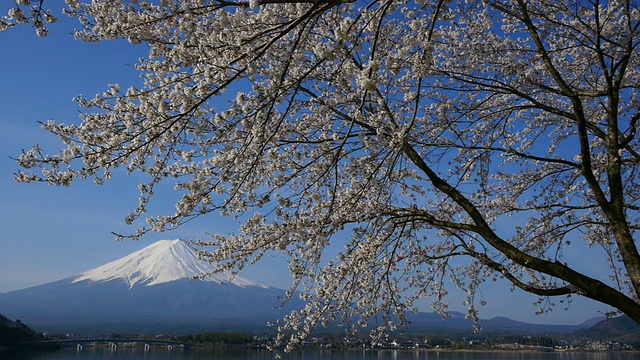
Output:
top-left (0, 239), bottom-right (609, 336)
top-left (0, 239), bottom-right (296, 335)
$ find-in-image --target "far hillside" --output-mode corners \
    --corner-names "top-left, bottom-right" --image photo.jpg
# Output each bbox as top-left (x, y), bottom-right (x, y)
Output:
top-left (575, 315), bottom-right (640, 344)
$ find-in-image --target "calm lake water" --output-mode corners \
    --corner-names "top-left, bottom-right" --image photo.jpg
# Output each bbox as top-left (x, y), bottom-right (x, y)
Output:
top-left (3, 348), bottom-right (640, 360)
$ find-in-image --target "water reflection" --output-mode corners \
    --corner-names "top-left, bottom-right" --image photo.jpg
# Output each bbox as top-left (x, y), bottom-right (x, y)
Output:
top-left (3, 348), bottom-right (640, 360)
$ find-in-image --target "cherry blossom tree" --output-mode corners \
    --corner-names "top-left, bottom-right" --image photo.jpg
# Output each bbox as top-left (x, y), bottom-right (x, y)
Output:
top-left (12, 0), bottom-right (640, 347)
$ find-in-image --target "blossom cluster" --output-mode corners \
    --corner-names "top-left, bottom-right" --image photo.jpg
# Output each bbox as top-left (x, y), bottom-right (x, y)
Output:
top-left (1, 0), bottom-right (58, 36)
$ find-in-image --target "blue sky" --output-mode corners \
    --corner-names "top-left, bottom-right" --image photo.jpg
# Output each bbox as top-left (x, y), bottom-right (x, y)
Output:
top-left (0, 12), bottom-right (613, 326)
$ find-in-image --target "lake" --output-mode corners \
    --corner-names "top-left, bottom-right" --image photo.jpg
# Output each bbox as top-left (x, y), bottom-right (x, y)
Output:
top-left (3, 348), bottom-right (640, 360)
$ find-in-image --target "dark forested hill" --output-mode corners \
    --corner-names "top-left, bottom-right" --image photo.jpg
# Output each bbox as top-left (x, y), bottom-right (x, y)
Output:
top-left (574, 315), bottom-right (640, 343)
top-left (0, 314), bottom-right (47, 348)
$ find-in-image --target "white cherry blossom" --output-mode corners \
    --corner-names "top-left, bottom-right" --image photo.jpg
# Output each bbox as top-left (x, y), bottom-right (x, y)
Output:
top-left (1, 0), bottom-right (57, 35)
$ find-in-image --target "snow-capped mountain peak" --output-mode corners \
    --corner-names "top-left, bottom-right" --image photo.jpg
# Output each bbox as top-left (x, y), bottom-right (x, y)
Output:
top-left (72, 239), bottom-right (266, 289)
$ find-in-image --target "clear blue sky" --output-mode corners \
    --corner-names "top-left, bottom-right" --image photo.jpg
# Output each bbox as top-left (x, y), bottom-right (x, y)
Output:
top-left (0, 11), bottom-right (612, 326)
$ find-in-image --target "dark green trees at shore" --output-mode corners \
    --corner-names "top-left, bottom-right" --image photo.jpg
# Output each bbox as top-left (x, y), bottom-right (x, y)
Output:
top-left (177, 332), bottom-right (256, 347)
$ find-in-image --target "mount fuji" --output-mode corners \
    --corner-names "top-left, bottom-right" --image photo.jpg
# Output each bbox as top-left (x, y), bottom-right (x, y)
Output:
top-left (72, 239), bottom-right (265, 288)
top-left (0, 240), bottom-right (299, 335)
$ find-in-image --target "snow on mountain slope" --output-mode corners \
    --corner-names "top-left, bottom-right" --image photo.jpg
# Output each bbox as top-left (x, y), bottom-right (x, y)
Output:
top-left (72, 239), bottom-right (267, 288)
